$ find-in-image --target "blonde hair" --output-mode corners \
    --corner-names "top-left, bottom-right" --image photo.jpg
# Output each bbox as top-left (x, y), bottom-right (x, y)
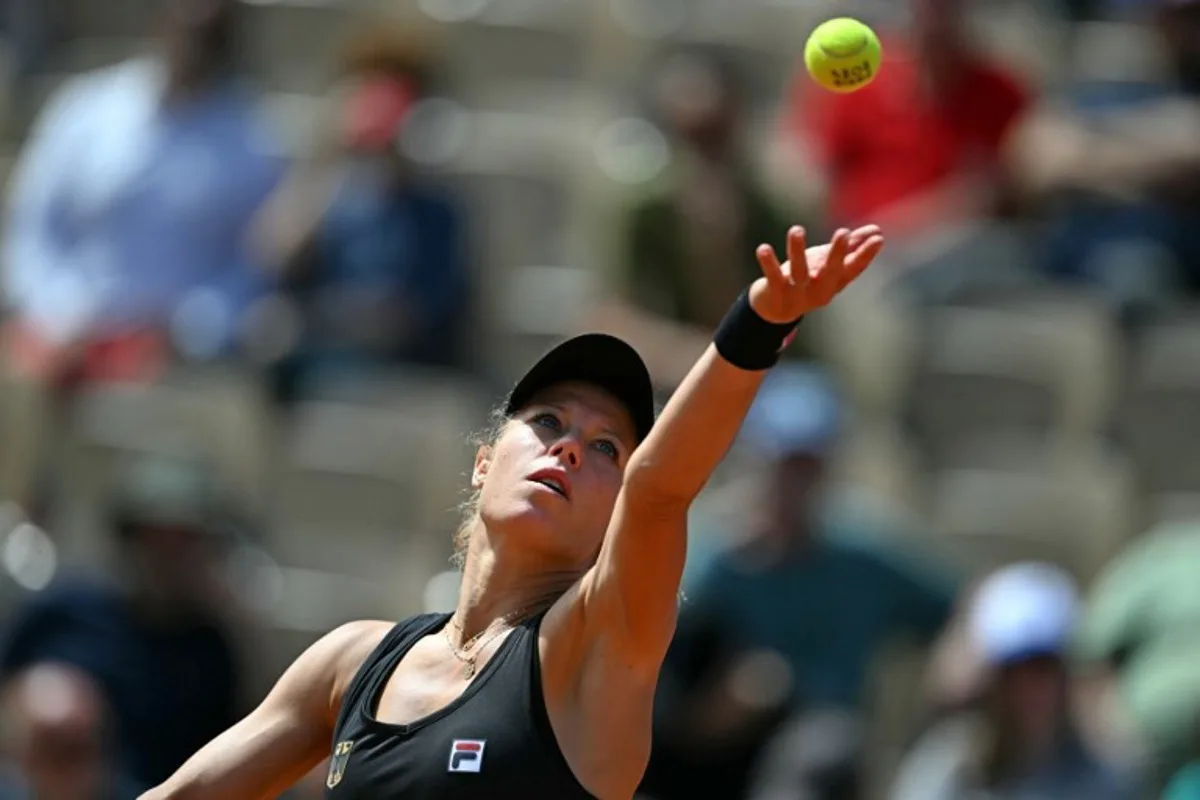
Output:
top-left (450, 406), bottom-right (511, 568)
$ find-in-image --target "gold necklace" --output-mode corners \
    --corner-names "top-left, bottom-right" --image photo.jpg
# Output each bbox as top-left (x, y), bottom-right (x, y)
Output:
top-left (444, 605), bottom-right (539, 678)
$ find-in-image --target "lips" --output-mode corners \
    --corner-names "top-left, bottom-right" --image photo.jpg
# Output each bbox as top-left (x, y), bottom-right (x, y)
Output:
top-left (529, 468), bottom-right (571, 500)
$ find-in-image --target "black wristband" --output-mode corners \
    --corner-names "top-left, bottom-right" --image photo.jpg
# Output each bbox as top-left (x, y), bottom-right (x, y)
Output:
top-left (713, 289), bottom-right (802, 371)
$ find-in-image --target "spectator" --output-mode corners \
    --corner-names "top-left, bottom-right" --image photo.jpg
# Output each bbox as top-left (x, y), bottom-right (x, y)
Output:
top-left (590, 45), bottom-right (802, 389)
top-left (1009, 0), bottom-right (1200, 324)
top-left (0, 663), bottom-right (139, 799)
top-left (1072, 521), bottom-right (1200, 788)
top-left (777, 0), bottom-right (1030, 239)
top-left (2, 0), bottom-right (286, 390)
top-left (890, 563), bottom-right (1139, 800)
top-left (642, 365), bottom-right (956, 799)
top-left (1165, 761), bottom-right (1200, 799)
top-left (256, 29), bottom-right (470, 404)
top-left (745, 709), bottom-right (864, 800)
top-left (0, 0), bottom-right (50, 78)
top-left (0, 455), bottom-right (245, 789)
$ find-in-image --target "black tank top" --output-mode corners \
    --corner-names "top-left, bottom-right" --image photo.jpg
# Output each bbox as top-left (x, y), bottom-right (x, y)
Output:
top-left (323, 612), bottom-right (597, 799)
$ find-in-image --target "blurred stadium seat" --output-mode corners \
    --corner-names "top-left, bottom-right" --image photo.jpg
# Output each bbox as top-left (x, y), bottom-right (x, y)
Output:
top-left (1118, 314), bottom-right (1200, 520)
top-left (827, 419), bottom-right (924, 517)
top-left (0, 369), bottom-right (47, 508)
top-left (267, 369), bottom-right (485, 614)
top-left (242, 1), bottom-right (354, 93)
top-left (905, 303), bottom-right (1116, 472)
top-left (52, 376), bottom-right (269, 567)
top-left (925, 443), bottom-right (1135, 580)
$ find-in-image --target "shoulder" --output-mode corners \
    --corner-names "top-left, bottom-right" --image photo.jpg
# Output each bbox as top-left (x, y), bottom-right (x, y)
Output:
top-left (31, 67), bottom-right (119, 128)
top-left (25, 58), bottom-right (157, 145)
top-left (64, 57), bottom-right (162, 112)
top-left (272, 619), bottom-right (396, 720)
top-left (14, 576), bottom-right (118, 617)
top-left (1164, 763), bottom-right (1200, 799)
top-left (319, 620), bottom-right (396, 696)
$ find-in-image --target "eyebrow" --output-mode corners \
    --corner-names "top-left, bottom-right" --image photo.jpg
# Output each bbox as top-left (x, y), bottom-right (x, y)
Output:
top-left (540, 401), bottom-right (631, 445)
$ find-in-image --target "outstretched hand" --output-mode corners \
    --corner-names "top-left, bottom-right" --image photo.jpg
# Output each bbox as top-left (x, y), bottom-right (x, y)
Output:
top-left (749, 225), bottom-right (884, 324)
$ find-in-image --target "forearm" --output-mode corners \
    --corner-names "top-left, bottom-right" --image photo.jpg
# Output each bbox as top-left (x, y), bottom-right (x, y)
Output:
top-left (250, 165), bottom-right (339, 276)
top-left (624, 344), bottom-right (768, 505)
top-left (141, 715), bottom-right (323, 800)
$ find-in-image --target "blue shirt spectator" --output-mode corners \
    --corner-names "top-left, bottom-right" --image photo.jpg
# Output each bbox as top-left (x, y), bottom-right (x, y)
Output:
top-left (2, 55), bottom-right (285, 352)
top-left (303, 167), bottom-right (468, 369)
top-left (684, 521), bottom-right (954, 710)
top-left (263, 73), bottom-right (471, 400)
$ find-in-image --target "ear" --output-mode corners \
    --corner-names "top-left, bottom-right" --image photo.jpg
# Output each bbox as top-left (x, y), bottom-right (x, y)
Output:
top-left (471, 444), bottom-right (492, 490)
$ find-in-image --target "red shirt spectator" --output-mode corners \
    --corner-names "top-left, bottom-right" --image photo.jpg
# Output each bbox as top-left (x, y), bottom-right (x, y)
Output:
top-left (784, 40), bottom-right (1029, 230)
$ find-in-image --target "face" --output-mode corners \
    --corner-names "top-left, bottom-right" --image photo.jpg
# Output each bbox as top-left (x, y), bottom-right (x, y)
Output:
top-left (472, 382), bottom-right (637, 570)
top-left (653, 55), bottom-right (737, 156)
top-left (162, 0), bottom-right (238, 81)
top-left (1160, 3), bottom-right (1200, 88)
top-left (9, 669), bottom-right (109, 800)
top-left (755, 453), bottom-right (824, 546)
top-left (130, 522), bottom-right (224, 612)
top-left (994, 655), bottom-right (1067, 744)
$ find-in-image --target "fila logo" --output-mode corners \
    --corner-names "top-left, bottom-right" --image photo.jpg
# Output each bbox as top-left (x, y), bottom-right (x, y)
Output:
top-left (448, 739), bottom-right (486, 773)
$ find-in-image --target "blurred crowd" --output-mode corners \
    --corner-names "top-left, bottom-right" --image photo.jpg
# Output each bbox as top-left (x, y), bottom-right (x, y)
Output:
top-left (1, 0), bottom-right (1200, 798)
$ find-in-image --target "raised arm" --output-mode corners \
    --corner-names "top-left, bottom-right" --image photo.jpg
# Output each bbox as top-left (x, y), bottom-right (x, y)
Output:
top-left (578, 225), bottom-right (883, 669)
top-left (139, 620), bottom-right (390, 800)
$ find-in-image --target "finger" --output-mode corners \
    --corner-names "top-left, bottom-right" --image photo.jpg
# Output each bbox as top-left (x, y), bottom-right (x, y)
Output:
top-left (847, 224), bottom-right (882, 250)
top-left (817, 228), bottom-right (850, 281)
top-left (849, 224), bottom-right (882, 241)
top-left (836, 235), bottom-right (885, 292)
top-left (785, 226), bottom-right (808, 282)
top-left (756, 244), bottom-right (786, 287)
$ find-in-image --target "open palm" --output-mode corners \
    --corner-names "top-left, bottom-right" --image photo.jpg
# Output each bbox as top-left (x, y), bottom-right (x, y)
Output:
top-left (749, 225), bottom-right (885, 324)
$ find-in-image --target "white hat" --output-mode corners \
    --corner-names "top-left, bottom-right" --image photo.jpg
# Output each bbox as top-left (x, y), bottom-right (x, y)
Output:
top-left (969, 562), bottom-right (1080, 666)
top-left (740, 365), bottom-right (842, 459)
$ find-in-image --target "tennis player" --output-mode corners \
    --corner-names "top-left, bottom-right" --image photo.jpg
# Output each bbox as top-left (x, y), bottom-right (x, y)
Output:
top-left (140, 223), bottom-right (884, 799)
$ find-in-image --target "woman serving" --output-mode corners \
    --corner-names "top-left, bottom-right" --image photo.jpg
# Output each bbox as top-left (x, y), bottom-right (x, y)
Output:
top-left (141, 223), bottom-right (884, 799)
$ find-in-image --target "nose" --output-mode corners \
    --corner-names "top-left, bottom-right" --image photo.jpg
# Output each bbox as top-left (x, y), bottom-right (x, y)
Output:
top-left (549, 435), bottom-right (582, 469)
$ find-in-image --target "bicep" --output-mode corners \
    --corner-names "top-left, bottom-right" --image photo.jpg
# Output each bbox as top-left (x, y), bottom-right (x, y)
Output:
top-left (145, 621), bottom-right (387, 800)
top-left (578, 491), bottom-right (689, 670)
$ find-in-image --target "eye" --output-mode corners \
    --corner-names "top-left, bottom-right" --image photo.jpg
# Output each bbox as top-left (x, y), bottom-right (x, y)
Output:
top-left (531, 412), bottom-right (561, 431)
top-left (592, 439), bottom-right (619, 461)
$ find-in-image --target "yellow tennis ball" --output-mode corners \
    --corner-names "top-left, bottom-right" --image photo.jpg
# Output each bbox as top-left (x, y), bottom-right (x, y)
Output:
top-left (804, 17), bottom-right (882, 94)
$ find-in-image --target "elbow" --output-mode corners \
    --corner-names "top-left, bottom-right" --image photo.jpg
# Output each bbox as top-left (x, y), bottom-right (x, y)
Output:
top-left (621, 455), bottom-right (696, 516)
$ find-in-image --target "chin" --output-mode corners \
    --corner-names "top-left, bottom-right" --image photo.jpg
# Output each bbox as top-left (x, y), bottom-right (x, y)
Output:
top-left (487, 505), bottom-right (600, 563)
top-left (484, 498), bottom-right (561, 538)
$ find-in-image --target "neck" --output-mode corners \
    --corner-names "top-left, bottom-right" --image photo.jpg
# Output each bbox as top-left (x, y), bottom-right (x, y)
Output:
top-left (449, 520), bottom-right (577, 646)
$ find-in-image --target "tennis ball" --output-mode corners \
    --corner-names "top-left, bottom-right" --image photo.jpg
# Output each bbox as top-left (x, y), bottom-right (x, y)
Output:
top-left (804, 18), bottom-right (882, 94)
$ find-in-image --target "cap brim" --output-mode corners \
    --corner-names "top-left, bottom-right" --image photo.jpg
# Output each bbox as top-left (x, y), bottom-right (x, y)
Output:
top-left (505, 334), bottom-right (655, 443)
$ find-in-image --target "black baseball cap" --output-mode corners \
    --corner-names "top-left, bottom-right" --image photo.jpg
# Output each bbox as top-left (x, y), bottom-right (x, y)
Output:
top-left (504, 333), bottom-right (655, 443)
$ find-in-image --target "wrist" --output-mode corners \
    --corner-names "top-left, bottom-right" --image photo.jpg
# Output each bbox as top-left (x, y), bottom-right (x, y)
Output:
top-left (713, 289), bottom-right (801, 371)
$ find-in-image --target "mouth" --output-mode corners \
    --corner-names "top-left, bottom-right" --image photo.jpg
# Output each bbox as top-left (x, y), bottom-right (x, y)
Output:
top-left (529, 472), bottom-right (570, 499)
